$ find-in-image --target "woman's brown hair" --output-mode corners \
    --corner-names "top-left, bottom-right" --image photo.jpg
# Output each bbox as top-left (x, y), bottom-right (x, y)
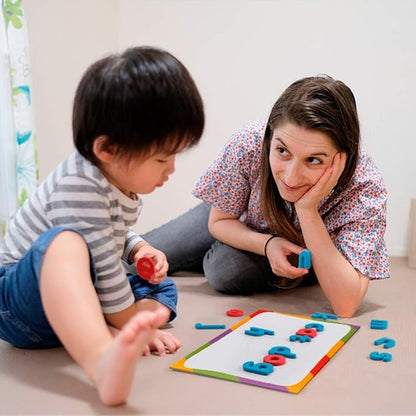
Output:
top-left (260, 75), bottom-right (360, 246)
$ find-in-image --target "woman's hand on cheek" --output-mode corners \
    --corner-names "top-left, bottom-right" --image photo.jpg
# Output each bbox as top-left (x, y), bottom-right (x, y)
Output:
top-left (295, 152), bottom-right (346, 212)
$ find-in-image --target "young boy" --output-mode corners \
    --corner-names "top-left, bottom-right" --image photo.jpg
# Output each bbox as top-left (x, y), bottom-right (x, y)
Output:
top-left (0, 46), bottom-right (204, 405)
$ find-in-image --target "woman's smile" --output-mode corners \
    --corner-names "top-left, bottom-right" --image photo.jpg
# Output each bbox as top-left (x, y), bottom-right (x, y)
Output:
top-left (269, 122), bottom-right (337, 202)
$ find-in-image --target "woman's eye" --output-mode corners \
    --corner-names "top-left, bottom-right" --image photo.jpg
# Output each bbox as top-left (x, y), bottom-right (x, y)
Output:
top-left (307, 157), bottom-right (321, 165)
top-left (277, 147), bottom-right (288, 155)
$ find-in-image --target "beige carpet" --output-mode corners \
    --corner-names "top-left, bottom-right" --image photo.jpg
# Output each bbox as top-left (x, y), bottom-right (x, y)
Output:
top-left (0, 256), bottom-right (414, 415)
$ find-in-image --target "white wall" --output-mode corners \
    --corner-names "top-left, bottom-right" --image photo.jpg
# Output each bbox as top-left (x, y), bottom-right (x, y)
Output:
top-left (24, 0), bottom-right (119, 178)
top-left (24, 0), bottom-right (416, 256)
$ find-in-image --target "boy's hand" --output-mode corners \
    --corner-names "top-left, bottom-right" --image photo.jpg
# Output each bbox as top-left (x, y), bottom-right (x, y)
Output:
top-left (142, 329), bottom-right (181, 356)
top-left (134, 244), bottom-right (169, 284)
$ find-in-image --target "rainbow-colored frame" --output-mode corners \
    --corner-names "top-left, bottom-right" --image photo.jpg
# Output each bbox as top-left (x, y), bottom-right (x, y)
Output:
top-left (170, 310), bottom-right (359, 393)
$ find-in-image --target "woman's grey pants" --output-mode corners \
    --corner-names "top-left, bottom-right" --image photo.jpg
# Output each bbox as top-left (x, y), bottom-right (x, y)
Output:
top-left (142, 202), bottom-right (303, 294)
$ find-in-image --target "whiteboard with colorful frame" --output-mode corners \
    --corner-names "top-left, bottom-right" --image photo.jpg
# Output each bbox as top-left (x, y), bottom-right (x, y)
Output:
top-left (170, 310), bottom-right (359, 393)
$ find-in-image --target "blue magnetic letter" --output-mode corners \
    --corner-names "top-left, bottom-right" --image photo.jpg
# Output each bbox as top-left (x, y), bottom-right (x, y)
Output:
top-left (369, 351), bottom-right (392, 362)
top-left (268, 346), bottom-right (297, 359)
top-left (374, 337), bottom-right (396, 349)
top-left (305, 322), bottom-right (324, 332)
top-left (244, 326), bottom-right (275, 336)
top-left (243, 361), bottom-right (274, 375)
top-left (370, 320), bottom-right (388, 330)
top-left (289, 334), bottom-right (311, 343)
top-left (298, 249), bottom-right (311, 268)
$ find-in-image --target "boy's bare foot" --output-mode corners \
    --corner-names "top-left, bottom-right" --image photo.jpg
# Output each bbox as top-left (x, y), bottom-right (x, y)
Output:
top-left (93, 309), bottom-right (168, 406)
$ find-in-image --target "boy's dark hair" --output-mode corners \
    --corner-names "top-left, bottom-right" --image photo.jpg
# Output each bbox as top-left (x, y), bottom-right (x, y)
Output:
top-left (73, 46), bottom-right (204, 163)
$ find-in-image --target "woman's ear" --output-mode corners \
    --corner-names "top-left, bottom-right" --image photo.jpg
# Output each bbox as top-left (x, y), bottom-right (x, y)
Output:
top-left (93, 135), bottom-right (117, 163)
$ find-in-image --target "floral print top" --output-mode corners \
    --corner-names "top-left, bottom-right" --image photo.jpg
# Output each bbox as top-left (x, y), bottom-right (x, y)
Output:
top-left (193, 120), bottom-right (390, 279)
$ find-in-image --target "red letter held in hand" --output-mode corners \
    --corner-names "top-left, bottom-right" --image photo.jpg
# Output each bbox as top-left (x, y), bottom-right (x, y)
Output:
top-left (136, 257), bottom-right (155, 280)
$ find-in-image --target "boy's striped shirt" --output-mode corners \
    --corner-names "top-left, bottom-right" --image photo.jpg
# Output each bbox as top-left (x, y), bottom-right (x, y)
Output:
top-left (0, 151), bottom-right (144, 313)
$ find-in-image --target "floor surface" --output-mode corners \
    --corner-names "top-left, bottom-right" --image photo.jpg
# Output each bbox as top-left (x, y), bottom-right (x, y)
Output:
top-left (0, 257), bottom-right (415, 415)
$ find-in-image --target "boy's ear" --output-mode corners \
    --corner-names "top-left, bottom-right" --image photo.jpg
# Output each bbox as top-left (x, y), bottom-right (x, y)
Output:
top-left (93, 135), bottom-right (117, 163)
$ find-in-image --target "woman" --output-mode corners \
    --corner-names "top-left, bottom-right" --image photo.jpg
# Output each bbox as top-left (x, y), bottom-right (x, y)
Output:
top-left (144, 75), bottom-right (390, 318)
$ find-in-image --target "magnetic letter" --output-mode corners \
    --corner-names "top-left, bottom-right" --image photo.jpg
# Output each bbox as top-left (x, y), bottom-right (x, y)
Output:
top-left (243, 361), bottom-right (274, 375)
top-left (268, 346), bottom-right (297, 359)
top-left (374, 337), bottom-right (396, 349)
top-left (305, 322), bottom-right (324, 332)
top-left (370, 320), bottom-right (388, 330)
top-left (296, 328), bottom-right (317, 338)
top-left (369, 351), bottom-right (392, 362)
top-left (244, 326), bottom-right (275, 336)
top-left (263, 354), bottom-right (286, 366)
top-left (289, 334), bottom-right (311, 343)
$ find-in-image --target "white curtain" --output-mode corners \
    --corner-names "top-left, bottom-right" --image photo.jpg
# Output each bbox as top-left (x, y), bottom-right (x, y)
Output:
top-left (0, 0), bottom-right (38, 240)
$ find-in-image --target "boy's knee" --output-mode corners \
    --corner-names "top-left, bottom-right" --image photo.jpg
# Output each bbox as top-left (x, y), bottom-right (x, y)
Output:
top-left (40, 228), bottom-right (90, 272)
top-left (150, 277), bottom-right (178, 322)
top-left (159, 277), bottom-right (178, 305)
top-left (47, 229), bottom-right (88, 255)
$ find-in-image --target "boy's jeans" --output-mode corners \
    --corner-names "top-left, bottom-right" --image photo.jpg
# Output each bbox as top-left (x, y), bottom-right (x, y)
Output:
top-left (0, 227), bottom-right (177, 349)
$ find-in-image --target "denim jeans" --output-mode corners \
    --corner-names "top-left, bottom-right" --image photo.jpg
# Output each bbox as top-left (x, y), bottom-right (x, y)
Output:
top-left (0, 227), bottom-right (177, 349)
top-left (142, 203), bottom-right (312, 295)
